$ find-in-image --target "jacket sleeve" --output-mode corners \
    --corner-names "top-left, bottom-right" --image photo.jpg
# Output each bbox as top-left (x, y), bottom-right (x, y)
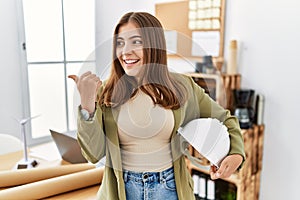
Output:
top-left (186, 75), bottom-right (246, 161)
top-left (77, 86), bottom-right (106, 164)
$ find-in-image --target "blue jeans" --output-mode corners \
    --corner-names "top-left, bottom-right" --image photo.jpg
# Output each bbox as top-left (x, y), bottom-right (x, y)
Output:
top-left (123, 167), bottom-right (178, 200)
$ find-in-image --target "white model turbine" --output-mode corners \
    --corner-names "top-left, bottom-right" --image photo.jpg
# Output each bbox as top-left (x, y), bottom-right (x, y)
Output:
top-left (16, 115), bottom-right (40, 169)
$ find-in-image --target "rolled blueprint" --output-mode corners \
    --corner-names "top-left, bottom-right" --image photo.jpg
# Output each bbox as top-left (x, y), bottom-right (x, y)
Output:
top-left (0, 167), bottom-right (103, 199)
top-left (0, 163), bottom-right (95, 187)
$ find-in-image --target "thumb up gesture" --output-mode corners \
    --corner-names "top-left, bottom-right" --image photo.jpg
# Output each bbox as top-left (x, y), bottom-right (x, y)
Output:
top-left (68, 71), bottom-right (102, 113)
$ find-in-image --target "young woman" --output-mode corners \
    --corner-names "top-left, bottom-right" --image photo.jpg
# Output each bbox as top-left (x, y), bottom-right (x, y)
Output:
top-left (69, 12), bottom-right (245, 200)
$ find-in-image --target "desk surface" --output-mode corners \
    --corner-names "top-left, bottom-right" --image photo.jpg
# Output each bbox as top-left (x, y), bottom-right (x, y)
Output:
top-left (0, 142), bottom-right (65, 170)
top-left (0, 142), bottom-right (99, 199)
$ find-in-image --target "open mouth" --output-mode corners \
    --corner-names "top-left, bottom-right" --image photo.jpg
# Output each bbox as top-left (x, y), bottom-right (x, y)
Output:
top-left (124, 59), bottom-right (139, 65)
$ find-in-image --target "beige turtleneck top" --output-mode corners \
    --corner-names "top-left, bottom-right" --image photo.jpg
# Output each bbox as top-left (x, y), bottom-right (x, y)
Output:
top-left (117, 90), bottom-right (175, 172)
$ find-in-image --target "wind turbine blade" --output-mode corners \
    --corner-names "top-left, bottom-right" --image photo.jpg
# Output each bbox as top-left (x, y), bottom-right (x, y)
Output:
top-left (20, 114), bottom-right (41, 124)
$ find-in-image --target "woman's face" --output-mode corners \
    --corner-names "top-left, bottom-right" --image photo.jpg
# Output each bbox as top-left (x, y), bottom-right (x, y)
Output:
top-left (116, 22), bottom-right (144, 77)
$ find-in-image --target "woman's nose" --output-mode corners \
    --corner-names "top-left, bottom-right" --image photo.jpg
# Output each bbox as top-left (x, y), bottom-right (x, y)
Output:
top-left (122, 43), bottom-right (133, 55)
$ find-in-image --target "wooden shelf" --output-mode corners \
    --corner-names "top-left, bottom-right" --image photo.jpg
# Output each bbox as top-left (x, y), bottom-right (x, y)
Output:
top-left (168, 55), bottom-right (224, 71)
top-left (185, 72), bottom-right (241, 110)
top-left (186, 72), bottom-right (264, 199)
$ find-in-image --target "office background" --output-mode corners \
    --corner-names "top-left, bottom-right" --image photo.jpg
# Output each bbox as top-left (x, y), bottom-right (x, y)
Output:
top-left (1, 0), bottom-right (300, 199)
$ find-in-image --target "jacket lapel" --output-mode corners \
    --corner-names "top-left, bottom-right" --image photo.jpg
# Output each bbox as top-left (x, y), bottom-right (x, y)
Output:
top-left (102, 106), bottom-right (122, 171)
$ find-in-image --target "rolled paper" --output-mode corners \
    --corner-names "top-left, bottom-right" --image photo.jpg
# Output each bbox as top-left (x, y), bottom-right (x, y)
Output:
top-left (0, 163), bottom-right (95, 188)
top-left (0, 167), bottom-right (104, 199)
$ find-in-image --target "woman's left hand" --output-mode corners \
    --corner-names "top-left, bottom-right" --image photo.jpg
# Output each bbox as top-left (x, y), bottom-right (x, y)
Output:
top-left (209, 154), bottom-right (243, 180)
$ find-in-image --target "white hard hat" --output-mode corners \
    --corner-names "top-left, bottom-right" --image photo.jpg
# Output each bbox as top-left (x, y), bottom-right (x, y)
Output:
top-left (177, 118), bottom-right (230, 168)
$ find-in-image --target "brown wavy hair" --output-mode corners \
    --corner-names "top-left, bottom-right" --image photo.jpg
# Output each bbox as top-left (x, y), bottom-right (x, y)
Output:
top-left (98, 12), bottom-right (187, 109)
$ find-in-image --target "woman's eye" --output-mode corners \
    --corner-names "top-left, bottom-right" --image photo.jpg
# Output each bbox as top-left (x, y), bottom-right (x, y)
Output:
top-left (133, 40), bottom-right (143, 45)
top-left (116, 40), bottom-right (124, 47)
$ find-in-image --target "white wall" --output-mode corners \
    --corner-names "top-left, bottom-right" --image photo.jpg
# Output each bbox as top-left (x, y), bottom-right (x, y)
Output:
top-left (0, 0), bottom-right (24, 139)
top-left (1, 0), bottom-right (300, 199)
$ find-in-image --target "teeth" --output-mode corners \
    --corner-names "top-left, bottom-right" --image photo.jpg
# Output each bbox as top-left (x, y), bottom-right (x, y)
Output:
top-left (124, 59), bottom-right (138, 64)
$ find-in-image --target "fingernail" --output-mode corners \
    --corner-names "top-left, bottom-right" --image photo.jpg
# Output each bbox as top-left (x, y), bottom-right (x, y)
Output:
top-left (68, 75), bottom-right (76, 81)
top-left (216, 172), bottom-right (221, 177)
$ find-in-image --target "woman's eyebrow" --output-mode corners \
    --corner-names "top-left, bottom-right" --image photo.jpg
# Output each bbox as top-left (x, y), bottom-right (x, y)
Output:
top-left (117, 35), bottom-right (142, 40)
top-left (129, 35), bottom-right (142, 39)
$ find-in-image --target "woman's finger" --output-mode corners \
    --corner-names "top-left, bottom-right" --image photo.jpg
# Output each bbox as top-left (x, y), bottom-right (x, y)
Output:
top-left (67, 75), bottom-right (78, 83)
top-left (81, 71), bottom-right (92, 77)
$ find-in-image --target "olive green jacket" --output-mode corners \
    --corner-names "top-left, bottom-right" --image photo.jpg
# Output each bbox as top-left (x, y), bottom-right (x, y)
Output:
top-left (77, 73), bottom-right (245, 200)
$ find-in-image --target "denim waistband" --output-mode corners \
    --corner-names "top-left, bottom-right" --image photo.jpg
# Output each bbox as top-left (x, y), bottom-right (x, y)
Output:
top-left (123, 166), bottom-right (174, 183)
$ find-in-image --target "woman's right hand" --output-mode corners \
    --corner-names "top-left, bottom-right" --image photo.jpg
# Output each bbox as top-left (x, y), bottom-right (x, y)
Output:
top-left (68, 71), bottom-right (102, 113)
